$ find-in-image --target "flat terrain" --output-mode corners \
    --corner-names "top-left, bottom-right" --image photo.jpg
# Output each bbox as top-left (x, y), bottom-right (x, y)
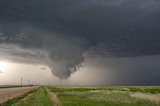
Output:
top-left (48, 86), bottom-right (160, 106)
top-left (1, 86), bottom-right (160, 106)
top-left (0, 86), bottom-right (38, 104)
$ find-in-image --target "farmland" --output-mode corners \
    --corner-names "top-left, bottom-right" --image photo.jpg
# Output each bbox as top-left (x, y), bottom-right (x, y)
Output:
top-left (1, 86), bottom-right (160, 106)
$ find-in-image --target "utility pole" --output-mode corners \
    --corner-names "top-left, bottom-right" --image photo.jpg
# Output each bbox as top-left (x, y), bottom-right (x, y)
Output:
top-left (28, 80), bottom-right (30, 86)
top-left (21, 78), bottom-right (23, 86)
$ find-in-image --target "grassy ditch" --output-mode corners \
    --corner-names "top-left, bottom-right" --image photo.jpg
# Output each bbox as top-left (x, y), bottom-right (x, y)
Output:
top-left (11, 87), bottom-right (54, 106)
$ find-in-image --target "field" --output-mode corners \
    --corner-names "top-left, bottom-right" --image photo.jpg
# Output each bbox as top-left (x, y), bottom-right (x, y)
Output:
top-left (1, 86), bottom-right (160, 106)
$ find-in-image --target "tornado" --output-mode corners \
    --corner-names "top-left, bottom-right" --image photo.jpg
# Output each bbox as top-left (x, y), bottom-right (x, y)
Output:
top-left (0, 0), bottom-right (160, 79)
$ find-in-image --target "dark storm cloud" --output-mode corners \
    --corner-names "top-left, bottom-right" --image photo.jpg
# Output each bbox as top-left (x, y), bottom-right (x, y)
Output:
top-left (82, 55), bottom-right (160, 86)
top-left (0, 0), bottom-right (160, 79)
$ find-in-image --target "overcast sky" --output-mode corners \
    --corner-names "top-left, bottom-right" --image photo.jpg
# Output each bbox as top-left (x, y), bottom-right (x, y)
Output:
top-left (0, 0), bottom-right (160, 85)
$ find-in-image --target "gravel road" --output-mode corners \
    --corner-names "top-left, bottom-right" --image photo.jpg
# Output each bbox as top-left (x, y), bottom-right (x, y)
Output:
top-left (0, 86), bottom-right (38, 104)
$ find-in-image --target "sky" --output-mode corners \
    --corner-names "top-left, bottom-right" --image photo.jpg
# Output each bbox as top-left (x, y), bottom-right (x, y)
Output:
top-left (0, 0), bottom-right (160, 85)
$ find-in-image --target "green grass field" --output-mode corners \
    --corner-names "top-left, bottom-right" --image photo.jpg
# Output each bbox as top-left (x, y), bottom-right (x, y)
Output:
top-left (2, 86), bottom-right (160, 106)
top-left (48, 86), bottom-right (160, 106)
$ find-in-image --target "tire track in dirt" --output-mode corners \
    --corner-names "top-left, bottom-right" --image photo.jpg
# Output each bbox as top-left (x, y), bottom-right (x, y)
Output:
top-left (47, 88), bottom-right (62, 106)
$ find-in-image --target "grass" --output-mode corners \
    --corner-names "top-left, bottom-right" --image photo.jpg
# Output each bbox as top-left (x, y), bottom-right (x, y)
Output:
top-left (12, 87), bottom-right (54, 106)
top-left (48, 86), bottom-right (160, 106)
top-left (2, 86), bottom-right (160, 106)
top-left (128, 86), bottom-right (160, 94)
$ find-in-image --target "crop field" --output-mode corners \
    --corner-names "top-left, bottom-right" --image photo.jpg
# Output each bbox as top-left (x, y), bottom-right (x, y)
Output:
top-left (1, 86), bottom-right (160, 106)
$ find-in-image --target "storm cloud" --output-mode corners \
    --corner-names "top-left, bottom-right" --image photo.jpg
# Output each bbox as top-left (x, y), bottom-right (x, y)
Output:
top-left (0, 0), bottom-right (160, 79)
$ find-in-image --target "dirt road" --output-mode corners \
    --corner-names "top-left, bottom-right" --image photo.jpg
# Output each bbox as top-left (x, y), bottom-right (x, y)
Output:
top-left (0, 86), bottom-right (38, 104)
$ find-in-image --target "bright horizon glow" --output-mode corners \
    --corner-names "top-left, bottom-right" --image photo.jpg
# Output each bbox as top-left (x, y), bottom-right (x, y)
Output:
top-left (0, 61), bottom-right (8, 73)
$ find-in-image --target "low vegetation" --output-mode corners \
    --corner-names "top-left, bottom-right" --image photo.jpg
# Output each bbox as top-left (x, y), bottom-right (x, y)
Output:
top-left (1, 86), bottom-right (160, 106)
top-left (48, 86), bottom-right (160, 106)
